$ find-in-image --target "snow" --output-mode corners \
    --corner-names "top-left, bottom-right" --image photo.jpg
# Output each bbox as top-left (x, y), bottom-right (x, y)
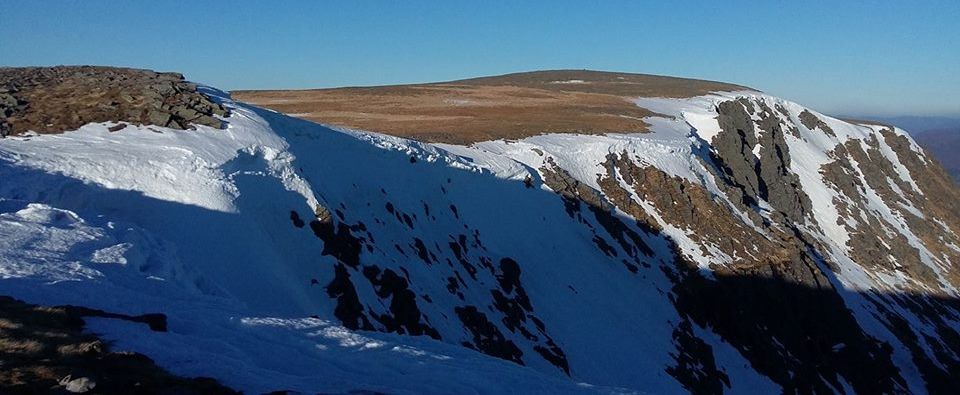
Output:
top-left (85, 312), bottom-right (607, 394)
top-left (0, 204), bottom-right (611, 394)
top-left (868, 125), bottom-right (923, 195)
top-left (0, 89), bottom-right (678, 393)
top-left (0, 203), bottom-right (103, 282)
top-left (633, 94), bottom-right (738, 144)
top-left (0, 83), bottom-right (954, 393)
top-left (252, 102), bottom-right (692, 392)
top-left (691, 323), bottom-right (780, 394)
top-left (0, 105), bottom-right (631, 394)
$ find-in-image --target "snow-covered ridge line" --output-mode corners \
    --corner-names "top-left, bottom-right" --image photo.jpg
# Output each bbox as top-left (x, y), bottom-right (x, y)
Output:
top-left (410, 91), bottom-right (935, 267)
top-left (1, 81), bottom-right (958, 394)
top-left (244, 88), bottom-right (942, 286)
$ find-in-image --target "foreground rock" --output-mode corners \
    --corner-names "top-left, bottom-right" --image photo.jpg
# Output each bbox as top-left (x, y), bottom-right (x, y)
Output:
top-left (0, 66), bottom-right (228, 136)
top-left (0, 296), bottom-right (236, 394)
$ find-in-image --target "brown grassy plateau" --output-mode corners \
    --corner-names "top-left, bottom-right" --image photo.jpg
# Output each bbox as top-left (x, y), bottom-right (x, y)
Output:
top-left (233, 70), bottom-right (750, 144)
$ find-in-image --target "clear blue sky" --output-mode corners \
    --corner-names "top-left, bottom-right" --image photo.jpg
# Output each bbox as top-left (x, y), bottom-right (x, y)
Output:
top-left (2, 1), bottom-right (958, 116)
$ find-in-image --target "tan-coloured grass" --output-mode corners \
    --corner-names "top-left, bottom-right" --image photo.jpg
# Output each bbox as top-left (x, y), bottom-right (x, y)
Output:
top-left (234, 70), bottom-right (750, 144)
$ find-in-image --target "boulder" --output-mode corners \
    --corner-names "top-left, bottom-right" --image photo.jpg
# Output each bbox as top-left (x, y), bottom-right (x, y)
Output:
top-left (172, 105), bottom-right (202, 121)
top-left (147, 110), bottom-right (170, 127)
top-left (58, 375), bottom-right (96, 393)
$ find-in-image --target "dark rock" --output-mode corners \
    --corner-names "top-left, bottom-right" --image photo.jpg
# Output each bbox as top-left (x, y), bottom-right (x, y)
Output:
top-left (289, 210), bottom-right (305, 228)
top-left (172, 105), bottom-right (202, 121)
top-left (711, 99), bottom-right (812, 222)
top-left (309, 218), bottom-right (363, 268)
top-left (799, 109), bottom-right (835, 136)
top-left (361, 265), bottom-right (441, 339)
top-left (455, 306), bottom-right (524, 365)
top-left (325, 263), bottom-right (373, 331)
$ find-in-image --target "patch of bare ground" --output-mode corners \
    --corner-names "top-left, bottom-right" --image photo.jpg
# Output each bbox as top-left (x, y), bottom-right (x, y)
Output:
top-left (0, 295), bottom-right (236, 394)
top-left (233, 70), bottom-right (751, 144)
top-left (0, 66), bottom-right (228, 136)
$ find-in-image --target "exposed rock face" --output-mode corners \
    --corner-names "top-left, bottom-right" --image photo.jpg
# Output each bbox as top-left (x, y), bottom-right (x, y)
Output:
top-left (818, 129), bottom-right (960, 291)
top-left (591, 153), bottom-right (907, 392)
top-left (580, 96), bottom-right (960, 393)
top-left (799, 109), bottom-right (836, 137)
top-left (712, 99), bottom-right (811, 223)
top-left (0, 66), bottom-right (227, 136)
top-left (600, 154), bottom-right (814, 274)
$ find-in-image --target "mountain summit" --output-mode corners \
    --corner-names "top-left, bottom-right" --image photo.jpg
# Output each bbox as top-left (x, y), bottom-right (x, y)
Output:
top-left (1, 66), bottom-right (958, 394)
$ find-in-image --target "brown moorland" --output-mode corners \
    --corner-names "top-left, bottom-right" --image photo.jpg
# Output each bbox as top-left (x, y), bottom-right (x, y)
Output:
top-left (233, 70), bottom-right (751, 145)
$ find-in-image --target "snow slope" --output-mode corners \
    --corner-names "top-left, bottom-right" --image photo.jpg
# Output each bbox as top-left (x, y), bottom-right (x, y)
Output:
top-left (0, 91), bottom-right (624, 394)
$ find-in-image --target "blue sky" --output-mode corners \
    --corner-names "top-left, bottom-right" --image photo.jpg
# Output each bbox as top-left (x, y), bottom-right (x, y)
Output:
top-left (1, 1), bottom-right (958, 116)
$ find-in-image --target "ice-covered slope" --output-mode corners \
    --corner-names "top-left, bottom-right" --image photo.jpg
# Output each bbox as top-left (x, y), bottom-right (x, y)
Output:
top-left (1, 78), bottom-right (959, 394)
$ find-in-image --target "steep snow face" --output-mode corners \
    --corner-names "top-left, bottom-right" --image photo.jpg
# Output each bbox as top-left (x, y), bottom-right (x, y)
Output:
top-left (1, 85), bottom-right (958, 394)
top-left (0, 202), bottom-right (602, 394)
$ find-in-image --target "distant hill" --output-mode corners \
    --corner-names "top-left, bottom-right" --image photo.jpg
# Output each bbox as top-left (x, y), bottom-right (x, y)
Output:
top-left (913, 128), bottom-right (960, 182)
top-left (232, 70), bottom-right (750, 145)
top-left (851, 115), bottom-right (960, 135)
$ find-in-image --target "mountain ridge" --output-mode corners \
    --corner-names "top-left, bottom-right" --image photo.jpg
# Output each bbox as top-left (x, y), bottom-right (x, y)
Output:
top-left (1, 66), bottom-right (958, 394)
top-left (911, 128), bottom-right (960, 183)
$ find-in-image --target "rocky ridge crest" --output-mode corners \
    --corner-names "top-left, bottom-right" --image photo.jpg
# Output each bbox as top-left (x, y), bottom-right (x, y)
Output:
top-left (0, 66), bottom-right (227, 137)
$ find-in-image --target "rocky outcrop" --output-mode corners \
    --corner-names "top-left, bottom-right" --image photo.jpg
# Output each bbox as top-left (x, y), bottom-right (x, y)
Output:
top-left (711, 99), bottom-right (811, 223)
top-left (519, 94), bottom-right (960, 393)
top-left (0, 66), bottom-right (227, 136)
